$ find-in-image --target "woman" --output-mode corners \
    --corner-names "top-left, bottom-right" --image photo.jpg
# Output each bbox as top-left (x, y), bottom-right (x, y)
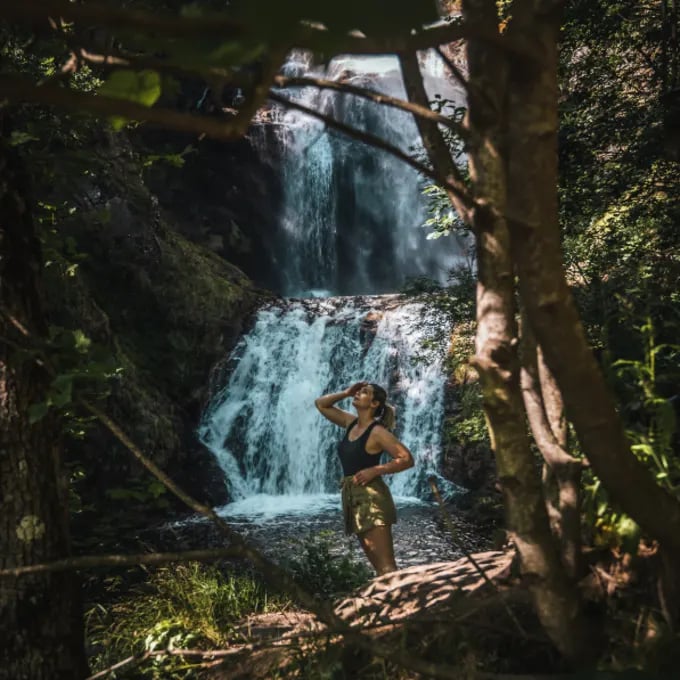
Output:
top-left (315, 381), bottom-right (414, 576)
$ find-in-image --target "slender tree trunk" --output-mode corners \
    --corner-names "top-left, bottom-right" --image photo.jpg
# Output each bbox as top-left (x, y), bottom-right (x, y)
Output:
top-left (400, 0), bottom-right (593, 660)
top-left (398, 51), bottom-right (473, 224)
top-left (520, 311), bottom-right (583, 580)
top-left (0, 125), bottom-right (88, 679)
top-left (503, 3), bottom-right (680, 561)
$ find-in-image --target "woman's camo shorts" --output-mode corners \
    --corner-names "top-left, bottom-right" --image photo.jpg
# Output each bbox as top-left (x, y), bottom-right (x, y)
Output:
top-left (340, 475), bottom-right (397, 536)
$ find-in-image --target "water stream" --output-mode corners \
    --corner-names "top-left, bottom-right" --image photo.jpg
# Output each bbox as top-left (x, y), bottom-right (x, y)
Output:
top-left (256, 51), bottom-right (466, 296)
top-left (195, 53), bottom-right (473, 567)
top-left (199, 297), bottom-right (452, 502)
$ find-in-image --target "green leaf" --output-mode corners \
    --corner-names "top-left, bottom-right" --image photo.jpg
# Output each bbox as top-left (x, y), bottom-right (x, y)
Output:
top-left (147, 479), bottom-right (167, 499)
top-left (98, 70), bottom-right (162, 121)
top-left (8, 131), bottom-right (39, 146)
top-left (28, 402), bottom-right (49, 424)
top-left (50, 374), bottom-right (74, 407)
top-left (72, 329), bottom-right (92, 353)
top-left (617, 516), bottom-right (640, 554)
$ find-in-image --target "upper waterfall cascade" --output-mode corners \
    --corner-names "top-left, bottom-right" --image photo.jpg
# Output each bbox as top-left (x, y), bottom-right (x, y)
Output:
top-left (256, 51), bottom-right (466, 297)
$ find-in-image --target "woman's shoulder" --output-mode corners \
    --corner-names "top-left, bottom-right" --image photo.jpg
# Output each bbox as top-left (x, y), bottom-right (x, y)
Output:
top-left (368, 422), bottom-right (390, 437)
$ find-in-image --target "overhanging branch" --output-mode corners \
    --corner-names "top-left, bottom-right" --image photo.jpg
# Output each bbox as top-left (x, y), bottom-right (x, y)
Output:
top-left (0, 75), bottom-right (247, 140)
top-left (274, 74), bottom-right (470, 140)
top-left (398, 51), bottom-right (473, 224)
top-left (0, 2), bottom-right (535, 58)
top-left (268, 91), bottom-right (475, 211)
top-left (0, 547), bottom-right (245, 577)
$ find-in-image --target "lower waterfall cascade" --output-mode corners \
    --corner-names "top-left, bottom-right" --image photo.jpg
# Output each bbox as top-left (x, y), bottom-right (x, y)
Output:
top-left (198, 297), bottom-right (457, 513)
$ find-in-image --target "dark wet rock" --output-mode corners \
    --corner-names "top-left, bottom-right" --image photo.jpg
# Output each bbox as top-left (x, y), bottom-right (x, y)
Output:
top-left (442, 440), bottom-right (496, 492)
top-left (359, 311), bottom-right (382, 354)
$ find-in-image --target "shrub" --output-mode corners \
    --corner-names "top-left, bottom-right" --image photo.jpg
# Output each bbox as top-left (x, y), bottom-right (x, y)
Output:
top-left (284, 531), bottom-right (372, 599)
top-left (85, 562), bottom-right (288, 678)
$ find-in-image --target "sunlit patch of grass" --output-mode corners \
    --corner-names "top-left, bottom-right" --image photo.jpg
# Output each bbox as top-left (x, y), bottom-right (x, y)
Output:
top-left (86, 562), bottom-right (290, 678)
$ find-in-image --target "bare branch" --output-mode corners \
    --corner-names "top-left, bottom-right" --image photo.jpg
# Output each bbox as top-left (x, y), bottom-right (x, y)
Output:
top-left (273, 74), bottom-right (470, 140)
top-left (268, 91), bottom-right (475, 211)
top-left (0, 547), bottom-right (245, 578)
top-left (0, 75), bottom-right (248, 140)
top-left (434, 46), bottom-right (472, 99)
top-left (85, 648), bottom-right (243, 680)
top-left (235, 48), bottom-right (289, 137)
top-left (76, 47), bottom-right (232, 81)
top-left (398, 50), bottom-right (473, 224)
top-left (0, 2), bottom-right (536, 58)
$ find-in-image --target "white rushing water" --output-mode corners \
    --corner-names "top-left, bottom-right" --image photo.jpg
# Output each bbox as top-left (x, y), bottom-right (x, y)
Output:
top-left (258, 51), bottom-right (466, 297)
top-left (198, 53), bottom-right (468, 517)
top-left (198, 297), bottom-right (453, 512)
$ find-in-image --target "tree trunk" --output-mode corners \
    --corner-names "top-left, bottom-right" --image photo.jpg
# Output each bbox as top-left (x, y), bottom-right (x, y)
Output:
top-left (503, 3), bottom-right (680, 560)
top-left (520, 311), bottom-right (583, 580)
top-left (0, 125), bottom-right (88, 679)
top-left (435, 0), bottom-right (591, 661)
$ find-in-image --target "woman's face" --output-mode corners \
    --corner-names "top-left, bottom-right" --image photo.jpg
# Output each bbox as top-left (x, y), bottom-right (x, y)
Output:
top-left (352, 384), bottom-right (378, 411)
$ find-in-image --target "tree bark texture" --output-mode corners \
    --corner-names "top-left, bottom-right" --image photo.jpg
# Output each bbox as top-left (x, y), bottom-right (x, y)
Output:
top-left (457, 0), bottom-right (591, 661)
top-left (398, 51), bottom-right (473, 224)
top-left (0, 130), bottom-right (88, 679)
top-left (520, 311), bottom-right (583, 580)
top-left (503, 5), bottom-right (680, 561)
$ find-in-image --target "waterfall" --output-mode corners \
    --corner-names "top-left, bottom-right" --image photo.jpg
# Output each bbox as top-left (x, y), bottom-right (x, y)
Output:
top-left (198, 297), bottom-right (452, 505)
top-left (199, 52), bottom-right (466, 514)
top-left (258, 52), bottom-right (465, 297)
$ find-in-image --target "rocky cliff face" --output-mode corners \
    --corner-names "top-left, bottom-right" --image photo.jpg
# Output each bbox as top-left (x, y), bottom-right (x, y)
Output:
top-left (138, 124), bottom-right (285, 292)
top-left (27, 126), bottom-right (272, 532)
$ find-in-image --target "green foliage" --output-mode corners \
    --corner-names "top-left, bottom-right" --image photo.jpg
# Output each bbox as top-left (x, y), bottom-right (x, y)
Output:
top-left (86, 563), bottom-right (288, 678)
top-left (559, 1), bottom-right (680, 353)
top-left (422, 104), bottom-right (469, 241)
top-left (26, 325), bottom-right (121, 424)
top-left (99, 69), bottom-right (163, 130)
top-left (583, 320), bottom-right (679, 552)
top-left (613, 318), bottom-right (679, 491)
top-left (284, 531), bottom-right (372, 599)
top-left (106, 479), bottom-right (170, 510)
top-left (449, 387), bottom-right (488, 447)
top-left (560, 1), bottom-right (680, 558)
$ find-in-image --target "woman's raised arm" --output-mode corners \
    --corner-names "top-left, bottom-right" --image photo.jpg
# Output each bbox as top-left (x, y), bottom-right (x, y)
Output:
top-left (314, 382), bottom-right (366, 428)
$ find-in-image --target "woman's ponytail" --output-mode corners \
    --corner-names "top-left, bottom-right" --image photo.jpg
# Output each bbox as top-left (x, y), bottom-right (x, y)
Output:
top-left (370, 383), bottom-right (397, 431)
top-left (380, 402), bottom-right (396, 431)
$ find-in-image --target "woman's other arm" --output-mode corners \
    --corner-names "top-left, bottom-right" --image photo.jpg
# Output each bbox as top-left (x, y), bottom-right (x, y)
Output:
top-left (353, 427), bottom-right (414, 485)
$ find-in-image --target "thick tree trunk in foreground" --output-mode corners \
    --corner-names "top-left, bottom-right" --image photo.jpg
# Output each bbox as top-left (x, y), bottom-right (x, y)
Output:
top-left (503, 6), bottom-right (680, 561)
top-left (451, 0), bottom-right (591, 661)
top-left (0, 130), bottom-right (88, 679)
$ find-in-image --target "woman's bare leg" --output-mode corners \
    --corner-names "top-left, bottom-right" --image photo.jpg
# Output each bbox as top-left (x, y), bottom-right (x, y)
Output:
top-left (358, 525), bottom-right (397, 575)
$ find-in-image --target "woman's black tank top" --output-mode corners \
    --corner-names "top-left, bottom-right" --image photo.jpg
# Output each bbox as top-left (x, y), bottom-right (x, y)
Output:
top-left (337, 419), bottom-right (380, 476)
